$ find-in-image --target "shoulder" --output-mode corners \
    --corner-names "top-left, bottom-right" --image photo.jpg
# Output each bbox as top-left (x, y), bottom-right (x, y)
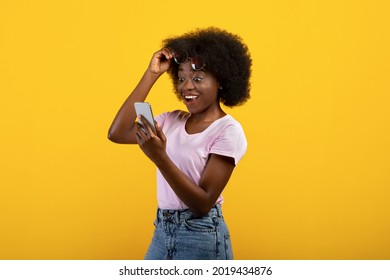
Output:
top-left (214, 114), bottom-right (247, 150)
top-left (218, 115), bottom-right (246, 137)
top-left (155, 110), bottom-right (189, 126)
top-left (209, 115), bottom-right (247, 165)
top-left (156, 110), bottom-right (188, 119)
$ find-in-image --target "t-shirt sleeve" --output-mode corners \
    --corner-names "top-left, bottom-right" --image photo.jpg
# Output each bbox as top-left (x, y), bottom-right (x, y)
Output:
top-left (154, 112), bottom-right (169, 128)
top-left (209, 123), bottom-right (248, 165)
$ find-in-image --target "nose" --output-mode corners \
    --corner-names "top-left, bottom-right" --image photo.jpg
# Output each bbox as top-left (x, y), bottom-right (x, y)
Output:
top-left (182, 78), bottom-right (195, 91)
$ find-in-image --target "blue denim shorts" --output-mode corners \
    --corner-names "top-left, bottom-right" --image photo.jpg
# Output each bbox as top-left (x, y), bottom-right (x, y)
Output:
top-left (144, 204), bottom-right (233, 260)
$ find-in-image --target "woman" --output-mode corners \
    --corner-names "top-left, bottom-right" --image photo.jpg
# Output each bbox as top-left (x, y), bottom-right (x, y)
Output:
top-left (108, 27), bottom-right (252, 260)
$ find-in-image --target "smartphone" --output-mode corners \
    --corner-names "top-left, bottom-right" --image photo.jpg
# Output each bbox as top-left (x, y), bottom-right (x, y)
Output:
top-left (134, 102), bottom-right (156, 134)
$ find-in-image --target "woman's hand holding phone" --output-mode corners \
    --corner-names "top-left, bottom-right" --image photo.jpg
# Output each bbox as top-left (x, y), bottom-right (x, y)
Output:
top-left (134, 103), bottom-right (167, 164)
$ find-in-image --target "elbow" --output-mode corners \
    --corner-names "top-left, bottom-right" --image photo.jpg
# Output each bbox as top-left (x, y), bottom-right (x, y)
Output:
top-left (107, 129), bottom-right (121, 143)
top-left (193, 209), bottom-right (210, 217)
top-left (107, 129), bottom-right (133, 144)
top-left (188, 194), bottom-right (220, 217)
top-left (107, 130), bottom-right (116, 142)
top-left (190, 203), bottom-right (215, 217)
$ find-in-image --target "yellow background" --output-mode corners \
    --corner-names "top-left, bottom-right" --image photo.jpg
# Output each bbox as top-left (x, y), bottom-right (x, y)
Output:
top-left (1, 0), bottom-right (389, 259)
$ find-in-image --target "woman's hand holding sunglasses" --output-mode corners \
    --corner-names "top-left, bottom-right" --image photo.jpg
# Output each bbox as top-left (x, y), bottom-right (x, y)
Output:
top-left (148, 48), bottom-right (174, 76)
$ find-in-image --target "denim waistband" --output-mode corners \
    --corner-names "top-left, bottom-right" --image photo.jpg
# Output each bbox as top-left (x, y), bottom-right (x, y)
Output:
top-left (156, 204), bottom-right (222, 224)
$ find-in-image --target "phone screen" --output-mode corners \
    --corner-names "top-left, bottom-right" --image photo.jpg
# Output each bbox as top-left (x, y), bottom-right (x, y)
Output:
top-left (134, 102), bottom-right (156, 134)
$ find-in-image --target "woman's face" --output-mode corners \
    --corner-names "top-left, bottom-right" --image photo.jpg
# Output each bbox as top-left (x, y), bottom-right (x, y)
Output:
top-left (177, 61), bottom-right (221, 115)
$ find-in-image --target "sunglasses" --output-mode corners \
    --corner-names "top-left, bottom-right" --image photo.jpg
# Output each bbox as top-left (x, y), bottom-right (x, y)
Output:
top-left (173, 50), bottom-right (206, 71)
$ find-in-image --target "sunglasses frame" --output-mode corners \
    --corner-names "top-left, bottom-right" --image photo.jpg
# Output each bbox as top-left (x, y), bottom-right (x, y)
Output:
top-left (173, 50), bottom-right (206, 71)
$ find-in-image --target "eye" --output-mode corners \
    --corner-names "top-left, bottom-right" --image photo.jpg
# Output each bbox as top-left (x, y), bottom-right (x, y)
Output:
top-left (178, 77), bottom-right (185, 83)
top-left (193, 77), bottom-right (204, 82)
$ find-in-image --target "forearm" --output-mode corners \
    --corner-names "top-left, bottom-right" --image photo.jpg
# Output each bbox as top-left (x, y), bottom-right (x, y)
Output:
top-left (108, 70), bottom-right (161, 143)
top-left (155, 155), bottom-right (214, 216)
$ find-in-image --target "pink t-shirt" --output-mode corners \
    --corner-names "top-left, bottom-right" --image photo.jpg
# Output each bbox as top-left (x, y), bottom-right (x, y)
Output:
top-left (155, 110), bottom-right (247, 210)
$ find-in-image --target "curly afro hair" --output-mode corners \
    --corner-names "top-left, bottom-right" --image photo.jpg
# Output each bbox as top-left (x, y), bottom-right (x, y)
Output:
top-left (162, 27), bottom-right (252, 107)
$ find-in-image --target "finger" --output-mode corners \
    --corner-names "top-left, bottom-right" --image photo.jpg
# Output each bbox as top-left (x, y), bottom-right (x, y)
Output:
top-left (135, 131), bottom-right (142, 144)
top-left (135, 122), bottom-right (147, 141)
top-left (140, 115), bottom-right (155, 137)
top-left (155, 49), bottom-right (165, 59)
top-left (155, 49), bottom-right (169, 62)
top-left (161, 48), bottom-right (174, 60)
top-left (155, 122), bottom-right (166, 142)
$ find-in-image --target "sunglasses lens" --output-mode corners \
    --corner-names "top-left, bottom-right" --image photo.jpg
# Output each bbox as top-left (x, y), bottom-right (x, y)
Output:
top-left (173, 50), bottom-right (188, 64)
top-left (191, 55), bottom-right (206, 70)
top-left (173, 51), bottom-right (206, 70)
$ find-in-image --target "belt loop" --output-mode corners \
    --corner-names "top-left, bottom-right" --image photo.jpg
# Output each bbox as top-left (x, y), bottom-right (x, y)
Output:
top-left (156, 208), bottom-right (161, 223)
top-left (175, 210), bottom-right (180, 223)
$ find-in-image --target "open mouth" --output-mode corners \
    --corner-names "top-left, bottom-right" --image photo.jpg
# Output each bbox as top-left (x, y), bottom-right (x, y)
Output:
top-left (184, 95), bottom-right (199, 100)
top-left (183, 95), bottom-right (199, 104)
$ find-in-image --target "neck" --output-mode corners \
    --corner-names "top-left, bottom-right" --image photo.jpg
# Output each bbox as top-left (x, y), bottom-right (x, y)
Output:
top-left (189, 104), bottom-right (226, 123)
